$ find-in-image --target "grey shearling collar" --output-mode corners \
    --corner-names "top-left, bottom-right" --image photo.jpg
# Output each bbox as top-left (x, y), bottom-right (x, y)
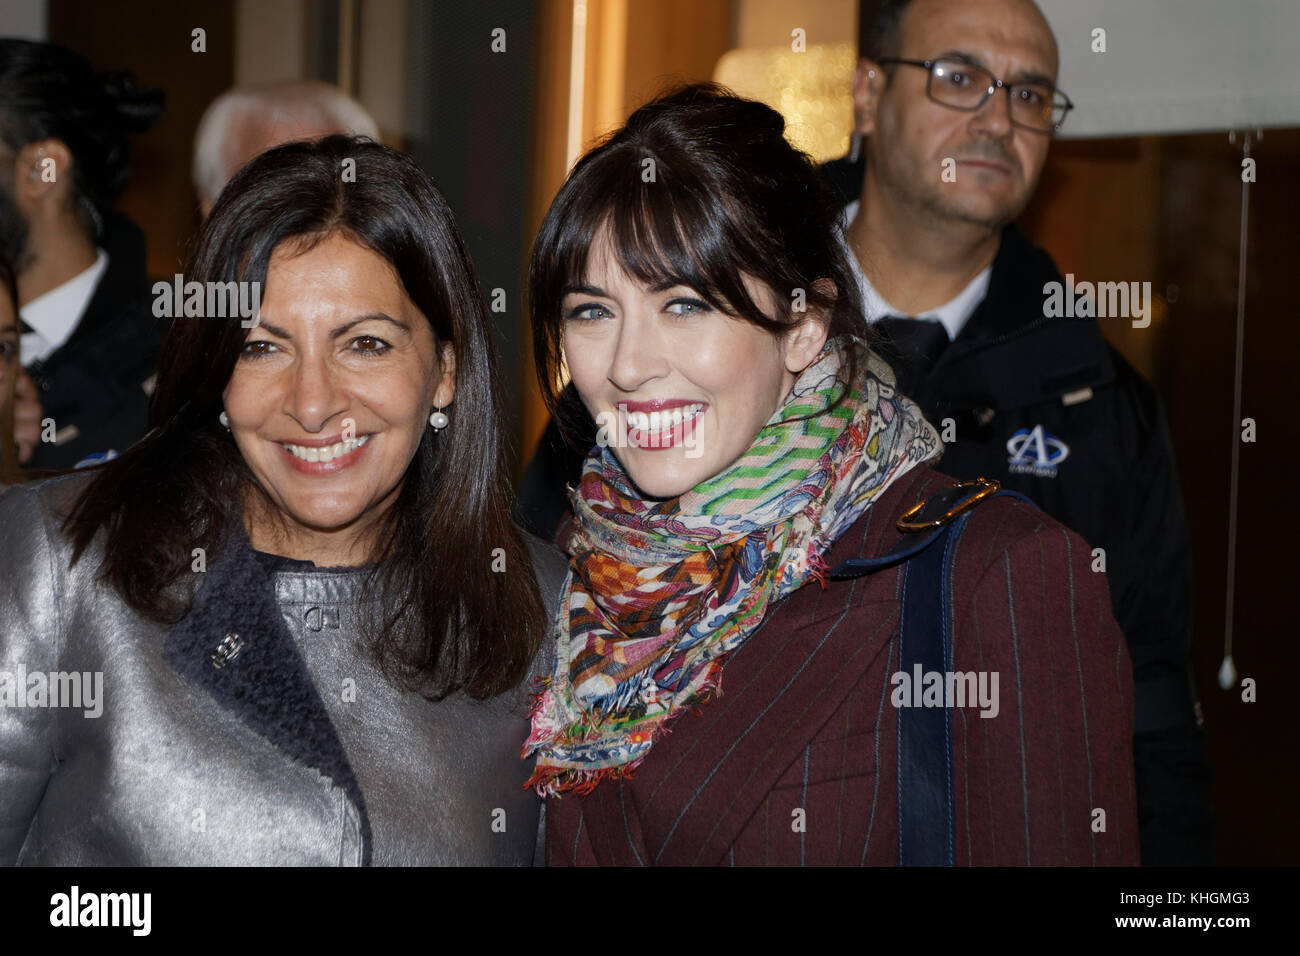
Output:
top-left (162, 520), bottom-right (374, 864)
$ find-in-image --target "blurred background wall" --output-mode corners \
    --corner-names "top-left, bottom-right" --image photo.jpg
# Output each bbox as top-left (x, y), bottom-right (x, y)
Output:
top-left (3, 0), bottom-right (1294, 864)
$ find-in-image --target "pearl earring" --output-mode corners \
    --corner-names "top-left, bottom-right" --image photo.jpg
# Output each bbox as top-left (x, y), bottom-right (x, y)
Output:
top-left (219, 410), bottom-right (230, 429)
top-left (429, 406), bottom-right (449, 430)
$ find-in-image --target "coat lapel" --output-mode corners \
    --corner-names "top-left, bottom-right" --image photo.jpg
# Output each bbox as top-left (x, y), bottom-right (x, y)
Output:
top-left (162, 527), bottom-right (372, 863)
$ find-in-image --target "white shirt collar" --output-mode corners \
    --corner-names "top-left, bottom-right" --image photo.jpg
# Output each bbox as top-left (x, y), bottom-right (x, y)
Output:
top-left (839, 199), bottom-right (991, 341)
top-left (19, 249), bottom-right (110, 365)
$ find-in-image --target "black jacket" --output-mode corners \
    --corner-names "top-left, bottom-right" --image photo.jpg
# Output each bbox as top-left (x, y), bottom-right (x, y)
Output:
top-left (23, 213), bottom-right (162, 470)
top-left (824, 153), bottom-right (1214, 864)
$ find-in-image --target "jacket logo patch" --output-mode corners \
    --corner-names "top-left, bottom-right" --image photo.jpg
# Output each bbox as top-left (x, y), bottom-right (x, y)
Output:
top-left (1006, 425), bottom-right (1069, 478)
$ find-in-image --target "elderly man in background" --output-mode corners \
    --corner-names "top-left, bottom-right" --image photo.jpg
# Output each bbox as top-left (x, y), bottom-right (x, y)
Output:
top-left (192, 80), bottom-right (379, 217)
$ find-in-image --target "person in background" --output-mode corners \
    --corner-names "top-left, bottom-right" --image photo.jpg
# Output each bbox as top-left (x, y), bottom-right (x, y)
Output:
top-left (0, 256), bottom-right (26, 485)
top-left (821, 0), bottom-right (1212, 864)
top-left (192, 81), bottom-right (379, 218)
top-left (525, 84), bottom-right (1137, 865)
top-left (0, 38), bottom-right (164, 472)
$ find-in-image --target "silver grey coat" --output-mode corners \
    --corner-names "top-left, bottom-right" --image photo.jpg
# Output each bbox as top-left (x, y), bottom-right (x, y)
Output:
top-left (0, 473), bottom-right (568, 865)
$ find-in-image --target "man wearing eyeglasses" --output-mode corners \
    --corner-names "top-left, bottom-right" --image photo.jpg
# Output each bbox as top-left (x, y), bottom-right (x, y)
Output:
top-left (824, 0), bottom-right (1214, 865)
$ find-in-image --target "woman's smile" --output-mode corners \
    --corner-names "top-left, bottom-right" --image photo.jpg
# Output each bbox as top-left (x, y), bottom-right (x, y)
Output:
top-left (622, 401), bottom-right (707, 450)
top-left (277, 433), bottom-right (374, 473)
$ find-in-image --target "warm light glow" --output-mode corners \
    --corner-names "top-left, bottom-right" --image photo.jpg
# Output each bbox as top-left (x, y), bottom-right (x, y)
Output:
top-left (593, 0), bottom-right (627, 139)
top-left (567, 0), bottom-right (589, 171)
top-left (714, 43), bottom-right (857, 163)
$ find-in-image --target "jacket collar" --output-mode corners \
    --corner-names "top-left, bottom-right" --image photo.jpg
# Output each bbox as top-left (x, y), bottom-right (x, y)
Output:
top-left (25, 212), bottom-right (162, 404)
top-left (162, 519), bottom-right (373, 863)
top-left (826, 154), bottom-right (1117, 405)
top-left (62, 212), bottom-right (151, 352)
top-left (952, 225), bottom-right (1060, 344)
top-left (923, 225), bottom-right (1116, 409)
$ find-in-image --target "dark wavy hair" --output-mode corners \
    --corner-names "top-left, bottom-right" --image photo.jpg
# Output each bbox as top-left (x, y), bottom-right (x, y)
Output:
top-left (64, 135), bottom-right (546, 700)
top-left (529, 83), bottom-right (870, 448)
top-left (0, 38), bottom-right (164, 241)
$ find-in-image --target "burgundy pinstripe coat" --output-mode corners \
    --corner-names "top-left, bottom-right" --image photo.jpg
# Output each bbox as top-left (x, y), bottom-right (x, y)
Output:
top-left (545, 465), bottom-right (1139, 866)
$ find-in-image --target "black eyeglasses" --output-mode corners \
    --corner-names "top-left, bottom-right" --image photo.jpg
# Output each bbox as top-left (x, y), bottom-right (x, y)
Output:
top-left (877, 57), bottom-right (1074, 133)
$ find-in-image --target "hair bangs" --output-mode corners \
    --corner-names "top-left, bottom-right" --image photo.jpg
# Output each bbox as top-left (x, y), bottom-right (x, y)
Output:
top-left (555, 148), bottom-right (773, 325)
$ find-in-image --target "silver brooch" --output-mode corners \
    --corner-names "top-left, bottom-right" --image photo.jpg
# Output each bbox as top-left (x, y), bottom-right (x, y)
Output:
top-left (210, 632), bottom-right (244, 669)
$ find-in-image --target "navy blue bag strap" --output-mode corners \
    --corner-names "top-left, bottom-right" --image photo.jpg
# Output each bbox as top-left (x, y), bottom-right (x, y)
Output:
top-left (827, 480), bottom-right (1036, 866)
top-left (895, 513), bottom-right (963, 865)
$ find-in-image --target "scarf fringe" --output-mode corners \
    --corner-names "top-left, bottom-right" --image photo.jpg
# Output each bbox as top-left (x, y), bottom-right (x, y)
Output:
top-left (525, 756), bottom-right (645, 798)
top-left (525, 666), bottom-right (725, 796)
top-left (805, 548), bottom-right (830, 590)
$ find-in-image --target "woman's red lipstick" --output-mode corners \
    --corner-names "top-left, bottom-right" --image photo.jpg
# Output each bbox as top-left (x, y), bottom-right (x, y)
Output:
top-left (620, 400), bottom-right (707, 451)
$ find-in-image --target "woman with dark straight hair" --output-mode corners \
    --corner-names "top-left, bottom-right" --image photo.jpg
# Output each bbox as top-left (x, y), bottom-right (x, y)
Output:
top-left (0, 135), bottom-right (565, 865)
top-left (525, 84), bottom-right (1138, 865)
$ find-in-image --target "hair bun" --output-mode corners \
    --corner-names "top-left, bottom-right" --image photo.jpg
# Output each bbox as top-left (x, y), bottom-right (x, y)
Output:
top-left (100, 69), bottom-right (165, 134)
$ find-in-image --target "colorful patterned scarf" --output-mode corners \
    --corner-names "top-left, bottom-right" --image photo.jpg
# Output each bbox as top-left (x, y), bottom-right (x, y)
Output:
top-left (523, 336), bottom-right (942, 795)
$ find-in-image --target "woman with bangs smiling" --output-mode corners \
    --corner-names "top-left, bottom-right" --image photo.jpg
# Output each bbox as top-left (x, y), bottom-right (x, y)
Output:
top-left (524, 84), bottom-right (1139, 866)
